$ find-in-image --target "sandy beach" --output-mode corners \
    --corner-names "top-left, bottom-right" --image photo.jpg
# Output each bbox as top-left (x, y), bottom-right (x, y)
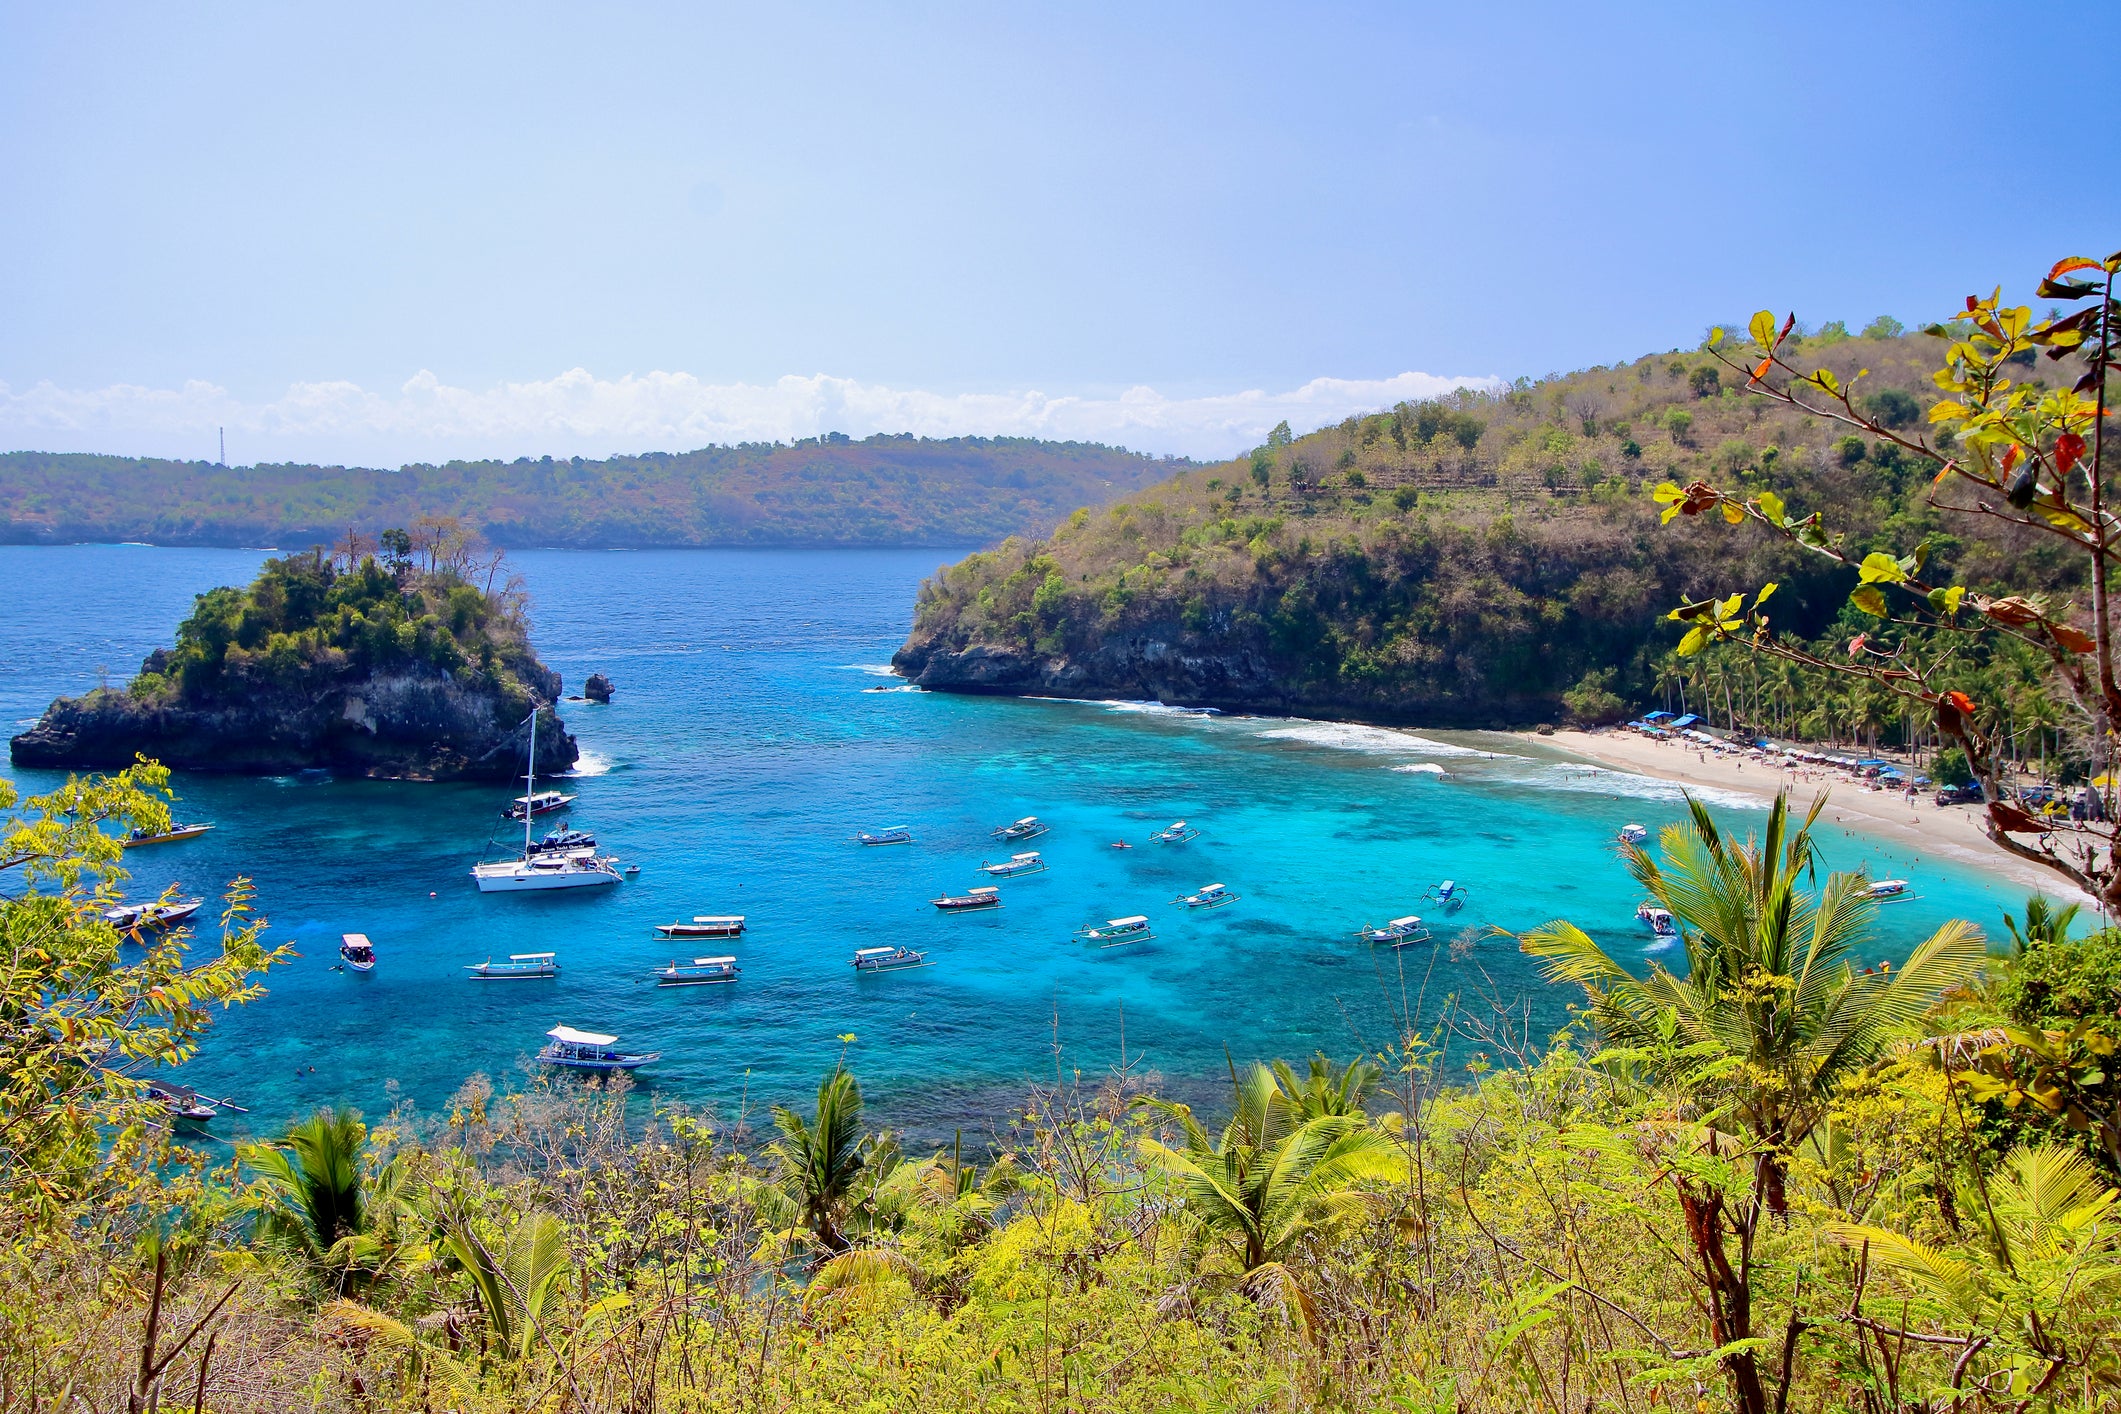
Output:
top-left (1521, 727), bottom-right (2100, 909)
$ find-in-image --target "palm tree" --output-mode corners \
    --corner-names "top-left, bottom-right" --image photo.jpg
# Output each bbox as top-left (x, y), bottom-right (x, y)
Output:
top-left (443, 1210), bottom-right (572, 1362)
top-left (2002, 895), bottom-right (2082, 956)
top-left (1269, 1052), bottom-right (1382, 1119)
top-left (1138, 1062), bottom-right (1399, 1317)
top-left (764, 1068), bottom-right (872, 1254)
top-left (240, 1107), bottom-right (411, 1294)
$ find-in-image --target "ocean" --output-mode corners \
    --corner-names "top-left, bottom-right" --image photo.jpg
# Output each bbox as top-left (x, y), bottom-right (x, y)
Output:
top-left (1, 544), bottom-right (2023, 1143)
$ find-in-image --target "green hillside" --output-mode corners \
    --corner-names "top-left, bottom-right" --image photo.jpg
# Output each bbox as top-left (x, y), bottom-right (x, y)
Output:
top-left (0, 435), bottom-right (1184, 548)
top-left (897, 324), bottom-right (2078, 743)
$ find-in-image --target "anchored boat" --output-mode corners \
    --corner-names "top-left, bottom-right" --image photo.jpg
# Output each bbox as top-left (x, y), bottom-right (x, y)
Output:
top-left (1172, 882), bottom-right (1239, 909)
top-left (1076, 915), bottom-right (1153, 947)
top-left (466, 952), bottom-right (560, 980)
top-left (474, 713), bottom-right (621, 891)
top-left (932, 886), bottom-right (1002, 911)
top-left (124, 821), bottom-right (215, 846)
top-left (654, 915), bottom-right (746, 939)
top-left (654, 956), bottom-right (739, 986)
top-left (992, 816), bottom-right (1049, 842)
top-left (508, 789), bottom-right (577, 820)
top-left (1149, 820), bottom-right (1199, 844)
top-left (1862, 879), bottom-right (1914, 902)
top-left (538, 1025), bottom-right (658, 1071)
top-left (1636, 903), bottom-right (1680, 943)
top-left (339, 933), bottom-right (377, 972)
top-left (979, 851), bottom-right (1047, 877)
top-left (103, 897), bottom-right (205, 932)
top-left (853, 945), bottom-right (930, 972)
top-left (1619, 823), bottom-right (1649, 844)
top-left (526, 827), bottom-right (597, 856)
top-left (1356, 915), bottom-right (1430, 947)
top-left (1425, 880), bottom-right (1468, 912)
top-left (856, 825), bottom-right (914, 846)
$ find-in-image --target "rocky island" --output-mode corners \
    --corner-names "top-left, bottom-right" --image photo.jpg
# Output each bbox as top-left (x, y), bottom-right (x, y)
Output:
top-left (10, 548), bottom-right (577, 780)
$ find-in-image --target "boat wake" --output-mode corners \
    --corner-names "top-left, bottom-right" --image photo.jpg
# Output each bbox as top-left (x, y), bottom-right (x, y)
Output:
top-left (569, 751), bottom-right (616, 777)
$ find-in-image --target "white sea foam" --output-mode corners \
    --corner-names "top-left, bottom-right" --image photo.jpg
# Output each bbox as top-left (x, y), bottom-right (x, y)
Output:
top-left (1098, 700), bottom-right (1220, 717)
top-left (840, 663), bottom-right (902, 677)
top-left (1256, 720), bottom-right (1503, 758)
top-left (1392, 762), bottom-right (1449, 776)
top-left (569, 750), bottom-right (615, 777)
top-left (1505, 762), bottom-right (1764, 811)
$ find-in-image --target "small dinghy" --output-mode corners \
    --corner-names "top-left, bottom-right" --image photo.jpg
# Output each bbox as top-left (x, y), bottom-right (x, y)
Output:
top-left (1149, 820), bottom-right (1199, 844)
top-left (856, 825), bottom-right (914, 846)
top-left (655, 915), bottom-right (746, 939)
top-left (980, 851), bottom-right (1047, 877)
top-left (1356, 915), bottom-right (1430, 947)
top-left (1172, 882), bottom-right (1239, 910)
top-left (992, 816), bottom-right (1049, 842)
top-left (103, 898), bottom-right (205, 932)
top-left (1075, 915), bottom-right (1153, 947)
top-left (466, 952), bottom-right (559, 980)
top-left (654, 956), bottom-right (739, 986)
top-left (932, 885), bottom-right (1002, 911)
top-left (339, 933), bottom-right (377, 972)
top-left (124, 821), bottom-right (215, 847)
top-left (538, 1025), bottom-right (658, 1071)
top-left (853, 945), bottom-right (930, 972)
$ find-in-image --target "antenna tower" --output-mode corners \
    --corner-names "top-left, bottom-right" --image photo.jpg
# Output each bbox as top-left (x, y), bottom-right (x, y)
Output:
top-left (219, 427), bottom-right (226, 466)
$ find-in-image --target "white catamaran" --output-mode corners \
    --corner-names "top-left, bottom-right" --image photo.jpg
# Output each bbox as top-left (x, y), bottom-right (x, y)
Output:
top-left (472, 712), bottom-right (621, 892)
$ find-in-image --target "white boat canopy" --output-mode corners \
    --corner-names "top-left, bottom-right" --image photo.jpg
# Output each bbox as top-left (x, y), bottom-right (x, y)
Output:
top-left (692, 915), bottom-right (745, 925)
top-left (512, 952), bottom-right (557, 961)
top-left (548, 1025), bottom-right (616, 1046)
top-left (342, 933), bottom-right (373, 948)
top-left (691, 956), bottom-right (737, 966)
top-left (970, 886), bottom-right (999, 895)
top-left (1013, 852), bottom-right (1040, 861)
top-left (1015, 817), bottom-right (1038, 825)
top-left (854, 947), bottom-right (899, 958)
top-left (1199, 883), bottom-right (1226, 892)
top-left (1390, 915), bottom-right (1422, 928)
top-left (1111, 915), bottom-right (1149, 927)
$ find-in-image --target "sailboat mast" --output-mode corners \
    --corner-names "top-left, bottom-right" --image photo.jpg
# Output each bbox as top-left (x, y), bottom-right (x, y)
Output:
top-left (524, 710), bottom-right (537, 852)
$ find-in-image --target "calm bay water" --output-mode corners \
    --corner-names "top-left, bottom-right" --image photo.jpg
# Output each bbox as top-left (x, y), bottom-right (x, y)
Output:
top-left (2, 545), bottom-right (2021, 1141)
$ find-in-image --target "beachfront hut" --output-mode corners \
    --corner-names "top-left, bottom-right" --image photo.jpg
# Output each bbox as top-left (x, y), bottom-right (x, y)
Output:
top-left (1669, 714), bottom-right (1701, 730)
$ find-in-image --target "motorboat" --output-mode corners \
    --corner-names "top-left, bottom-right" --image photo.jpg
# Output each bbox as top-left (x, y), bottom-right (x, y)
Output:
top-left (339, 933), bottom-right (376, 972)
top-left (979, 851), bottom-right (1047, 877)
top-left (1150, 821), bottom-right (1199, 844)
top-left (932, 886), bottom-right (1002, 911)
top-left (1425, 880), bottom-right (1468, 912)
top-left (856, 826), bottom-right (914, 846)
top-left (1356, 915), bottom-right (1430, 947)
top-left (124, 822), bottom-right (214, 846)
top-left (1636, 903), bottom-right (1680, 941)
top-left (1076, 915), bottom-right (1153, 947)
top-left (525, 827), bottom-right (597, 857)
top-left (466, 952), bottom-right (560, 980)
top-left (1619, 824), bottom-right (1649, 844)
top-left (992, 816), bottom-right (1049, 842)
top-left (144, 1081), bottom-right (217, 1125)
top-left (1862, 879), bottom-right (1914, 902)
top-left (1173, 882), bottom-right (1239, 909)
top-left (474, 713), bottom-right (621, 892)
top-left (852, 945), bottom-right (930, 972)
top-left (102, 897), bottom-right (205, 932)
top-left (654, 915), bottom-right (746, 939)
top-left (537, 1025), bottom-right (659, 1071)
top-left (508, 789), bottom-right (577, 820)
top-left (654, 956), bottom-right (739, 986)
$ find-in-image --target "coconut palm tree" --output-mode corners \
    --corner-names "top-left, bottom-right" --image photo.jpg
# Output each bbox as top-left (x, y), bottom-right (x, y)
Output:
top-left (1521, 790), bottom-right (1986, 1213)
top-left (240, 1107), bottom-right (412, 1294)
top-left (443, 1209), bottom-right (572, 1362)
top-left (2002, 895), bottom-right (2083, 956)
top-left (1269, 1051), bottom-right (1382, 1119)
top-left (763, 1067), bottom-right (873, 1254)
top-left (1138, 1062), bottom-right (1400, 1317)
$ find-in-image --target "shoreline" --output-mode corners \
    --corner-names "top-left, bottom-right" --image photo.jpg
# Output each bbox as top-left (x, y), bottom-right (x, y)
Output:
top-left (1516, 727), bottom-right (2100, 909)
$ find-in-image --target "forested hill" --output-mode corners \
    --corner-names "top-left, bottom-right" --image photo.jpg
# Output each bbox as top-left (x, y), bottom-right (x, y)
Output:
top-left (0, 435), bottom-right (1185, 548)
top-left (896, 326), bottom-right (2079, 731)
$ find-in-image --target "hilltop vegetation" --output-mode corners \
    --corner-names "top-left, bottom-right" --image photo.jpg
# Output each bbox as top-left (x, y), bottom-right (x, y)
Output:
top-left (898, 323), bottom-right (2083, 739)
top-left (0, 435), bottom-right (1183, 549)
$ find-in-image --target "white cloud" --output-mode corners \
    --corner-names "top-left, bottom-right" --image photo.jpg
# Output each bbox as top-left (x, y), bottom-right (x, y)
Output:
top-left (0, 366), bottom-right (1499, 466)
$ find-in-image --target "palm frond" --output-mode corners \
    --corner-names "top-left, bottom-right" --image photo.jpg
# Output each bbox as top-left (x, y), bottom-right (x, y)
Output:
top-left (804, 1247), bottom-right (921, 1309)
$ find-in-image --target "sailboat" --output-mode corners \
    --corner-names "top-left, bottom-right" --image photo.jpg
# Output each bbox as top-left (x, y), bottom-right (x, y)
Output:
top-left (471, 712), bottom-right (621, 892)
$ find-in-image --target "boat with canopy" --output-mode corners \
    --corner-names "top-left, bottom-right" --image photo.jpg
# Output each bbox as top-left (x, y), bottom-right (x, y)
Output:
top-left (1356, 915), bottom-right (1430, 946)
top-left (537, 1026), bottom-right (659, 1071)
top-left (654, 956), bottom-right (739, 986)
top-left (856, 825), bottom-right (914, 845)
top-left (992, 816), bottom-right (1049, 842)
top-left (465, 952), bottom-right (559, 980)
top-left (1076, 915), bottom-right (1153, 947)
top-left (932, 886), bottom-right (1002, 911)
top-left (1172, 882), bottom-right (1238, 909)
top-left (654, 915), bottom-right (746, 938)
top-left (979, 851), bottom-right (1047, 877)
top-left (1149, 821), bottom-right (1199, 844)
top-left (339, 933), bottom-right (376, 972)
top-left (852, 945), bottom-right (930, 972)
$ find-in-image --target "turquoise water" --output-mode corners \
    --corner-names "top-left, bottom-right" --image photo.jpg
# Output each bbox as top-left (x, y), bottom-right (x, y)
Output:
top-left (2, 545), bottom-right (2023, 1141)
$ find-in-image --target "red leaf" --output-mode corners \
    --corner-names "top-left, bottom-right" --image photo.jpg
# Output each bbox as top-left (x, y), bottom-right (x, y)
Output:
top-left (2051, 623), bottom-right (2096, 653)
top-left (1946, 690), bottom-right (1977, 716)
top-left (1847, 633), bottom-right (1867, 658)
top-left (2049, 256), bottom-right (2105, 280)
top-left (2002, 444), bottom-right (2021, 476)
top-left (2056, 433), bottom-right (2087, 476)
top-left (1753, 357), bottom-right (1773, 381)
top-left (1966, 295), bottom-right (1979, 313)
top-left (1779, 312), bottom-right (1795, 341)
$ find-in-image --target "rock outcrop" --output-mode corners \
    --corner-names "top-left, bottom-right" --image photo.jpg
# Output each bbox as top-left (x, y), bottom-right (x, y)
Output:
top-left (10, 660), bottom-right (576, 781)
top-left (583, 672), bottom-right (615, 703)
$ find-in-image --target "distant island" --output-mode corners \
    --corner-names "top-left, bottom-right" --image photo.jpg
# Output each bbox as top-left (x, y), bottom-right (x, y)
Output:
top-left (895, 324), bottom-right (2070, 736)
top-left (9, 542), bottom-right (575, 780)
top-left (0, 435), bottom-right (1185, 549)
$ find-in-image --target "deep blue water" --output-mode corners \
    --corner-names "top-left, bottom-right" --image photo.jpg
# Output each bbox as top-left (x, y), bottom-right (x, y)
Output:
top-left (1, 545), bottom-right (2022, 1142)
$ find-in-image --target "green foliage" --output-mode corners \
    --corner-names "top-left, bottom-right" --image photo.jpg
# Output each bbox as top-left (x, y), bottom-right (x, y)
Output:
top-left (1561, 668), bottom-right (1627, 725)
top-left (241, 1108), bottom-right (415, 1294)
top-left (1934, 744), bottom-right (1974, 785)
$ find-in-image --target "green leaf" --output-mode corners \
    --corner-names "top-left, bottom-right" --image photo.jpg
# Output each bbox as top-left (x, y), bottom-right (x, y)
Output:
top-left (1927, 585), bottom-right (1966, 617)
top-left (1708, 327), bottom-right (1725, 348)
top-left (1851, 586), bottom-right (1889, 617)
top-left (1858, 552), bottom-right (1907, 584)
top-left (1676, 625), bottom-right (1709, 656)
top-left (1748, 310), bottom-right (1777, 347)
top-left (1754, 581), bottom-right (1778, 608)
top-left (1756, 490), bottom-right (1786, 524)
top-left (1650, 482), bottom-right (1686, 503)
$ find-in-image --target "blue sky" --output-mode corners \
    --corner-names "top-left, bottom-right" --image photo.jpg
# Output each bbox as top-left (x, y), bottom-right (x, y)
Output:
top-left (1, 2), bottom-right (2113, 463)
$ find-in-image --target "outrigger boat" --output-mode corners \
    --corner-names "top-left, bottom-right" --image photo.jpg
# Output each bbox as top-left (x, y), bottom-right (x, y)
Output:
top-left (466, 952), bottom-right (559, 980)
top-left (538, 1025), bottom-right (659, 1071)
top-left (853, 945), bottom-right (930, 972)
top-left (1636, 903), bottom-right (1680, 942)
top-left (103, 897), bottom-right (205, 932)
top-left (932, 886), bottom-right (1001, 911)
top-left (979, 851), bottom-right (1047, 877)
top-left (508, 789), bottom-right (577, 820)
top-left (1172, 882), bottom-right (1239, 909)
top-left (1076, 915), bottom-right (1153, 947)
top-left (1425, 880), bottom-right (1468, 912)
top-left (654, 956), bottom-right (739, 986)
top-left (856, 825), bottom-right (914, 846)
top-left (992, 816), bottom-right (1049, 842)
top-left (1149, 820), bottom-right (1199, 844)
top-left (339, 933), bottom-right (377, 972)
top-left (144, 1081), bottom-right (219, 1126)
top-left (124, 821), bottom-right (215, 846)
top-left (1619, 824), bottom-right (1649, 844)
top-left (1356, 915), bottom-right (1431, 947)
top-left (474, 714), bottom-right (622, 891)
top-left (654, 915), bottom-right (746, 939)
top-left (1862, 879), bottom-right (1914, 902)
